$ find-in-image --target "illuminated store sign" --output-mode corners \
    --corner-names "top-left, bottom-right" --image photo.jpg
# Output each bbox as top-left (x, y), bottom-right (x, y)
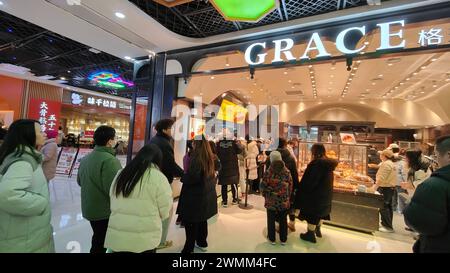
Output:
top-left (88, 71), bottom-right (134, 89)
top-left (244, 20), bottom-right (446, 65)
top-left (70, 92), bottom-right (131, 110)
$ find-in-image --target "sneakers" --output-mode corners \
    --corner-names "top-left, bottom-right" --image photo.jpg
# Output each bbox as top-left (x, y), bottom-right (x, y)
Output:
top-left (315, 225), bottom-right (322, 238)
top-left (195, 243), bottom-right (208, 252)
top-left (222, 202), bottom-right (228, 208)
top-left (300, 230), bottom-right (317, 243)
top-left (231, 199), bottom-right (239, 205)
top-left (378, 226), bottom-right (395, 233)
top-left (281, 241), bottom-right (287, 246)
top-left (270, 241), bottom-right (276, 245)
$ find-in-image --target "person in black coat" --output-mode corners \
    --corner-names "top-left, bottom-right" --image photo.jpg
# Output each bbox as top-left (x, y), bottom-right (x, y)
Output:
top-left (216, 137), bottom-right (243, 207)
top-left (404, 135), bottom-right (450, 253)
top-left (149, 119), bottom-right (184, 249)
top-left (295, 143), bottom-right (338, 243)
top-left (149, 119), bottom-right (184, 184)
top-left (179, 137), bottom-right (220, 253)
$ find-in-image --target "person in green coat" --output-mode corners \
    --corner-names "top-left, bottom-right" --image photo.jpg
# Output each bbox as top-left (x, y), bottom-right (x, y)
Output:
top-left (77, 126), bottom-right (122, 253)
top-left (0, 119), bottom-right (54, 253)
top-left (404, 135), bottom-right (450, 253)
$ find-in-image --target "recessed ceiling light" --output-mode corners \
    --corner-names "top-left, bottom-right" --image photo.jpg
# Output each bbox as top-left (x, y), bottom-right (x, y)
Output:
top-left (421, 66), bottom-right (427, 69)
top-left (406, 78), bottom-right (410, 81)
top-left (331, 67), bottom-right (336, 70)
top-left (360, 52), bottom-right (366, 55)
top-left (351, 73), bottom-right (355, 76)
top-left (420, 91), bottom-right (425, 94)
top-left (364, 41), bottom-right (370, 45)
top-left (433, 85), bottom-right (437, 88)
top-left (446, 78), bottom-right (450, 82)
top-left (431, 58), bottom-right (438, 62)
top-left (210, 76), bottom-right (215, 79)
top-left (253, 83), bottom-right (256, 85)
top-left (288, 80), bottom-right (292, 83)
top-left (400, 82), bottom-right (404, 85)
top-left (378, 74), bottom-right (383, 77)
top-left (366, 89), bottom-right (370, 92)
top-left (357, 60), bottom-right (362, 64)
top-left (225, 63), bottom-right (230, 67)
top-left (330, 75), bottom-right (334, 78)
top-left (413, 72), bottom-right (418, 75)
top-left (284, 71), bottom-right (288, 75)
top-left (0, 2), bottom-right (4, 5)
top-left (308, 65), bottom-right (312, 68)
top-left (67, 70), bottom-right (71, 73)
top-left (124, 56), bottom-right (132, 60)
top-left (388, 63), bottom-right (393, 66)
top-left (60, 77), bottom-right (66, 80)
top-left (291, 86), bottom-right (295, 89)
top-left (371, 82), bottom-right (375, 85)
top-left (115, 12), bottom-right (126, 19)
top-left (395, 86), bottom-right (399, 89)
top-left (222, 94), bottom-right (226, 98)
top-left (310, 71), bottom-right (313, 74)
top-left (349, 79), bottom-right (353, 81)
top-left (353, 67), bottom-right (358, 70)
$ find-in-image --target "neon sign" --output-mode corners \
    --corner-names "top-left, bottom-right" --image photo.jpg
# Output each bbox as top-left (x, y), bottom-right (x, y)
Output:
top-left (88, 71), bottom-right (134, 89)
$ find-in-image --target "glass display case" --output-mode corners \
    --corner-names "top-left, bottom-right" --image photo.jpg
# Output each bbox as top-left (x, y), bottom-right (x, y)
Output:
top-left (296, 142), bottom-right (373, 192)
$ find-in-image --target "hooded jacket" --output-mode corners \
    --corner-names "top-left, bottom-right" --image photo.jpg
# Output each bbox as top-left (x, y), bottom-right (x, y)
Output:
top-left (40, 138), bottom-right (58, 181)
top-left (295, 157), bottom-right (338, 217)
top-left (403, 164), bottom-right (450, 253)
top-left (260, 161), bottom-right (293, 211)
top-left (149, 132), bottom-right (184, 184)
top-left (216, 139), bottom-right (243, 185)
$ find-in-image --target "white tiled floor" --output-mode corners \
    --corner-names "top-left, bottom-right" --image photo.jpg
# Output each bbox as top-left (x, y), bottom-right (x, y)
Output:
top-left (49, 176), bottom-right (414, 253)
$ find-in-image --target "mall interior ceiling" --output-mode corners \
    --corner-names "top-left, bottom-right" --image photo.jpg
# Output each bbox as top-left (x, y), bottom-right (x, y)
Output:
top-left (0, 0), bottom-right (393, 98)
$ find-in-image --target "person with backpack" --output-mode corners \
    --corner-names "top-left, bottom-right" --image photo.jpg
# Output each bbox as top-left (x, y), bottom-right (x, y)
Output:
top-left (261, 151), bottom-right (293, 245)
top-left (0, 119), bottom-right (54, 253)
top-left (104, 144), bottom-right (172, 253)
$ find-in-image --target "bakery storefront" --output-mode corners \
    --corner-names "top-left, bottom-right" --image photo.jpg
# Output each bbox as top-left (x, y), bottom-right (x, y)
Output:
top-left (139, 2), bottom-right (450, 233)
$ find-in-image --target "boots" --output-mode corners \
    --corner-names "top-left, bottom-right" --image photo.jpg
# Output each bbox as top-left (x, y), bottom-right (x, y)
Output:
top-left (300, 230), bottom-right (316, 243)
top-left (315, 225), bottom-right (322, 238)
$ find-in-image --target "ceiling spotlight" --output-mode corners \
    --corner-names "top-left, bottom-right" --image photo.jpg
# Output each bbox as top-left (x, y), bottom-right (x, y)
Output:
top-left (357, 60), bottom-right (362, 64)
top-left (308, 65), bottom-right (312, 68)
top-left (288, 80), bottom-right (292, 83)
top-left (0, 2), bottom-right (4, 5)
top-left (124, 56), bottom-right (132, 60)
top-left (406, 78), bottom-right (410, 81)
top-left (360, 52), bottom-right (366, 55)
top-left (421, 66), bottom-right (427, 69)
top-left (310, 71), bottom-right (313, 74)
top-left (366, 89), bottom-right (370, 92)
top-left (400, 82), bottom-right (404, 85)
top-left (291, 86), bottom-right (295, 89)
top-left (378, 74), bottom-right (383, 77)
top-left (60, 77), bottom-right (66, 80)
top-left (225, 63), bottom-right (230, 67)
top-left (364, 41), bottom-right (370, 45)
top-left (349, 78), bottom-right (353, 81)
top-left (210, 76), bottom-right (215, 80)
top-left (330, 75), bottom-right (334, 78)
top-left (388, 63), bottom-right (393, 66)
top-left (67, 70), bottom-right (71, 73)
top-left (421, 91), bottom-right (425, 94)
top-left (222, 93), bottom-right (227, 98)
top-left (115, 12), bottom-right (126, 19)
top-left (413, 72), bottom-right (418, 76)
top-left (371, 82), bottom-right (375, 85)
top-left (353, 67), bottom-right (358, 70)
top-left (284, 71), bottom-right (288, 75)
top-left (331, 67), bottom-right (336, 70)
top-left (431, 58), bottom-right (438, 62)
top-left (253, 83), bottom-right (256, 85)
top-left (433, 84), bottom-right (438, 88)
top-left (395, 86), bottom-right (399, 89)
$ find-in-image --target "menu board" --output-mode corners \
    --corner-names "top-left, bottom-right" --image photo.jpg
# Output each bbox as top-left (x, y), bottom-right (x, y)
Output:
top-left (70, 148), bottom-right (93, 177)
top-left (56, 147), bottom-right (78, 176)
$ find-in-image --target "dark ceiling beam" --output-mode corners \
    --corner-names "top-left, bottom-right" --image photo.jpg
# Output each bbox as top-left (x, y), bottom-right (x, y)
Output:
top-left (183, 6), bottom-right (215, 17)
top-left (171, 6), bottom-right (206, 37)
top-left (0, 30), bottom-right (49, 52)
top-left (17, 47), bottom-right (89, 66)
top-left (232, 22), bottom-right (241, 31)
top-left (35, 59), bottom-right (131, 77)
top-left (281, 0), bottom-right (289, 20)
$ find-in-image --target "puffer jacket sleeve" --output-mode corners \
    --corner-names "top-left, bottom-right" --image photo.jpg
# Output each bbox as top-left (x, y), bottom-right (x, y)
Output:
top-left (101, 157), bottom-right (122, 196)
top-left (155, 173), bottom-right (173, 220)
top-left (0, 162), bottom-right (48, 216)
top-left (41, 143), bottom-right (57, 163)
top-left (404, 180), bottom-right (448, 236)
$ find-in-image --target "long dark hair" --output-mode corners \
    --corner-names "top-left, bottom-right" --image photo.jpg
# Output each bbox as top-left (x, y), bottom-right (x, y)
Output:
top-left (190, 137), bottom-right (215, 178)
top-left (0, 119), bottom-right (41, 165)
top-left (114, 144), bottom-right (162, 198)
top-left (405, 149), bottom-right (429, 182)
top-left (311, 143), bottom-right (326, 161)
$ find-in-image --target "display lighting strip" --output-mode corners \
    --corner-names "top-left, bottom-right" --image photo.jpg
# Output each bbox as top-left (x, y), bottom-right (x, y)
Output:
top-left (308, 65), bottom-right (318, 99)
top-left (88, 71), bottom-right (134, 89)
top-left (381, 55), bottom-right (441, 100)
top-left (340, 60), bottom-right (361, 98)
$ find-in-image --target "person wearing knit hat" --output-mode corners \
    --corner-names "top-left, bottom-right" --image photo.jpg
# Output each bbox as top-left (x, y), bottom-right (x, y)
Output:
top-left (260, 150), bottom-right (293, 245)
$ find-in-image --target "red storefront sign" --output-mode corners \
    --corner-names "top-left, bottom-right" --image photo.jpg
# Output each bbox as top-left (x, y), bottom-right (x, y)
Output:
top-left (28, 98), bottom-right (62, 134)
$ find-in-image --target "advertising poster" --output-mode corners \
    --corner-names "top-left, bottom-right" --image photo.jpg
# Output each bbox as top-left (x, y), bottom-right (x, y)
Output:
top-left (70, 148), bottom-right (92, 177)
top-left (55, 147), bottom-right (78, 176)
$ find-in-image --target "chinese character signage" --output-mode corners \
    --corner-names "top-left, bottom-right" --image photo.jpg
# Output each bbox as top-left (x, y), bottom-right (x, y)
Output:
top-left (28, 98), bottom-right (62, 134)
top-left (70, 92), bottom-right (126, 110)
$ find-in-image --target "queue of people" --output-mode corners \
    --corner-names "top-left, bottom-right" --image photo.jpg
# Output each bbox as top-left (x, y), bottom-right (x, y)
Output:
top-left (1, 118), bottom-right (449, 253)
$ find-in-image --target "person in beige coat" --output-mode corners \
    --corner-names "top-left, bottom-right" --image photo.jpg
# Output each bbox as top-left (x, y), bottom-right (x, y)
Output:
top-left (373, 149), bottom-right (397, 233)
top-left (40, 130), bottom-right (58, 182)
top-left (245, 136), bottom-right (260, 193)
